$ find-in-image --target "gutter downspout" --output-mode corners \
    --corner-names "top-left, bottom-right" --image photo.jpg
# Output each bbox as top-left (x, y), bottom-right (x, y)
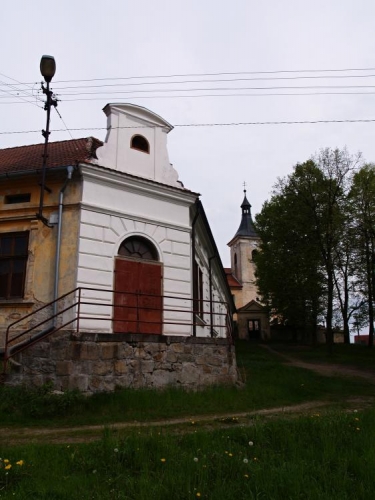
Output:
top-left (191, 201), bottom-right (200, 337)
top-left (209, 255), bottom-right (216, 337)
top-left (53, 166), bottom-right (74, 321)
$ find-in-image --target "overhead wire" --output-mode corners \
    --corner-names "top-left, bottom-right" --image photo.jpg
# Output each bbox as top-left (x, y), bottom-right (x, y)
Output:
top-left (50, 73), bottom-right (375, 91)
top-left (0, 71), bottom-right (44, 107)
top-left (1, 118), bottom-right (375, 136)
top-left (18, 66), bottom-right (375, 85)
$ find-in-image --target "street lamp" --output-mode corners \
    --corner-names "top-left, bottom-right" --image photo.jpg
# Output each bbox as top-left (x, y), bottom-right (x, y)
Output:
top-left (37, 55), bottom-right (58, 226)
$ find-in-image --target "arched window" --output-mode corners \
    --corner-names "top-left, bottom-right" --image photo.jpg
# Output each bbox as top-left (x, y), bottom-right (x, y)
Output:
top-left (130, 135), bottom-right (150, 153)
top-left (234, 253), bottom-right (238, 277)
top-left (252, 249), bottom-right (259, 261)
top-left (118, 236), bottom-right (158, 261)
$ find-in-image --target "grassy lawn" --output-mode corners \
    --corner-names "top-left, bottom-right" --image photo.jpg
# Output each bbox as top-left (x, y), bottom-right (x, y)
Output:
top-left (1, 408), bottom-right (374, 499)
top-left (267, 341), bottom-right (375, 369)
top-left (1, 341), bottom-right (375, 498)
top-left (0, 342), bottom-right (373, 428)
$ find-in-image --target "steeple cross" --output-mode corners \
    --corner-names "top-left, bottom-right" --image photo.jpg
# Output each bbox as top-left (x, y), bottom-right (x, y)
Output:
top-left (243, 181), bottom-right (247, 194)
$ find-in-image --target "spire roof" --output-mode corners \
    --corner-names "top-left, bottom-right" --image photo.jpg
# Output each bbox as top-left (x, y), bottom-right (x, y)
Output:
top-left (232, 189), bottom-right (258, 239)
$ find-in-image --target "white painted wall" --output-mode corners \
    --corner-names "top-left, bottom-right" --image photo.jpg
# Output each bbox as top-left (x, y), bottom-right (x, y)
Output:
top-left (74, 104), bottom-right (232, 338)
top-left (95, 103), bottom-right (180, 187)
top-left (76, 166), bottom-right (196, 334)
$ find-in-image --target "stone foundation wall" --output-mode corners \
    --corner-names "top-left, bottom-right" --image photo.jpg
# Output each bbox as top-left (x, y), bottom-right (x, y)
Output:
top-left (6, 332), bottom-right (238, 393)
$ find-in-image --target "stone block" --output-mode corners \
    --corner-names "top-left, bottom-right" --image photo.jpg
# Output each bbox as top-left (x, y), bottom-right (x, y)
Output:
top-left (114, 360), bottom-right (128, 375)
top-left (152, 351), bottom-right (164, 362)
top-left (80, 343), bottom-right (99, 360)
top-left (165, 351), bottom-right (177, 363)
top-left (93, 361), bottom-right (112, 376)
top-left (205, 356), bottom-right (223, 367)
top-left (177, 363), bottom-right (200, 385)
top-left (117, 344), bottom-right (134, 358)
top-left (145, 343), bottom-right (166, 355)
top-left (56, 361), bottom-right (74, 376)
top-left (177, 353), bottom-right (194, 363)
top-left (171, 343), bottom-right (185, 353)
top-left (69, 375), bottom-right (88, 392)
top-left (140, 360), bottom-right (154, 373)
top-left (101, 344), bottom-right (117, 360)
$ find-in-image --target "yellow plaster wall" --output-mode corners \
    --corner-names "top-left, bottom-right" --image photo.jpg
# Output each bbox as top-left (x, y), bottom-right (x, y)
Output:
top-left (0, 173), bottom-right (81, 340)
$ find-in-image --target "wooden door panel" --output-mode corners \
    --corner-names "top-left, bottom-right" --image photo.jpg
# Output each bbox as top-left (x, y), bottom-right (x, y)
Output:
top-left (114, 259), bottom-right (139, 333)
top-left (113, 258), bottom-right (162, 334)
top-left (138, 262), bottom-right (162, 334)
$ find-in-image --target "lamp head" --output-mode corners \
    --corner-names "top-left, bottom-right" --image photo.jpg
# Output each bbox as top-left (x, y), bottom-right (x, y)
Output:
top-left (40, 55), bottom-right (56, 83)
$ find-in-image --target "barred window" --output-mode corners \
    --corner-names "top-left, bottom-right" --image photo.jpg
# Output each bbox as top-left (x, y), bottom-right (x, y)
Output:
top-left (0, 232), bottom-right (29, 299)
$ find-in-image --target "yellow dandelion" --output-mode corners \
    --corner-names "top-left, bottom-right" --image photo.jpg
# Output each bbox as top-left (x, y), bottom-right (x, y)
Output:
top-left (244, 474), bottom-right (249, 478)
top-left (356, 427), bottom-right (360, 431)
top-left (160, 458), bottom-right (166, 462)
top-left (354, 417), bottom-right (359, 421)
top-left (5, 464), bottom-right (12, 470)
top-left (196, 493), bottom-right (201, 498)
top-left (229, 453), bottom-right (233, 457)
top-left (3, 459), bottom-right (9, 464)
top-left (16, 460), bottom-right (24, 466)
top-left (253, 457), bottom-right (258, 461)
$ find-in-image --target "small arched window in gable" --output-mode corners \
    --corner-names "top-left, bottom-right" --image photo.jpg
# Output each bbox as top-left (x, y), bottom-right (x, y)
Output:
top-left (118, 236), bottom-right (158, 261)
top-left (130, 135), bottom-right (150, 154)
top-left (252, 249), bottom-right (259, 262)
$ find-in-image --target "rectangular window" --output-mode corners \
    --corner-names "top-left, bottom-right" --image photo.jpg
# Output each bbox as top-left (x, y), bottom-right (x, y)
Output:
top-left (0, 232), bottom-right (29, 299)
top-left (4, 194), bottom-right (31, 204)
top-left (193, 260), bottom-right (204, 318)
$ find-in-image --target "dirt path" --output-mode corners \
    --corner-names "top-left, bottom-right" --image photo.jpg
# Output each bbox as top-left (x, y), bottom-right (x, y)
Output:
top-left (1, 397), bottom-right (373, 445)
top-left (260, 344), bottom-right (375, 383)
top-left (2, 346), bottom-right (375, 446)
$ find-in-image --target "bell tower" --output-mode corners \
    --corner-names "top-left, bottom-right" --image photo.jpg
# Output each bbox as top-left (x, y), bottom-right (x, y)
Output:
top-left (227, 188), bottom-right (260, 309)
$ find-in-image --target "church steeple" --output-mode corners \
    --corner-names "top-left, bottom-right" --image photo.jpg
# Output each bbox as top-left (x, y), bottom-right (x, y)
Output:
top-left (233, 189), bottom-right (257, 239)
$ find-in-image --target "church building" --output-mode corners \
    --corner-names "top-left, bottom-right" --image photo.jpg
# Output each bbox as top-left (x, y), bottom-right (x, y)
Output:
top-left (0, 103), bottom-right (237, 392)
top-left (225, 190), bottom-right (270, 341)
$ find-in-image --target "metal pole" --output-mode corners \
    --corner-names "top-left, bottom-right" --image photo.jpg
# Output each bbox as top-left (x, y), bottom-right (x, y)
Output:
top-left (37, 81), bottom-right (57, 226)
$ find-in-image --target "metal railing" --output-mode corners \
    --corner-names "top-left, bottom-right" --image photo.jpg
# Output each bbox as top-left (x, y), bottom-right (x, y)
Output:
top-left (2, 287), bottom-right (233, 375)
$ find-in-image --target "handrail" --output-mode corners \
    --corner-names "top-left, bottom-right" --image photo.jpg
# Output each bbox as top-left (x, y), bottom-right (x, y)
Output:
top-left (2, 286), bottom-right (234, 377)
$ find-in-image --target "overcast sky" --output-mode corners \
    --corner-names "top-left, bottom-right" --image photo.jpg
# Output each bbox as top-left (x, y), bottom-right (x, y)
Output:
top-left (2, 0), bottom-right (375, 266)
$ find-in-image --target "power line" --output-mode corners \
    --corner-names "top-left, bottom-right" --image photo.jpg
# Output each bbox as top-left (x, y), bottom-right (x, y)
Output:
top-left (19, 66), bottom-right (375, 85)
top-left (0, 72), bottom-right (43, 107)
top-left (51, 73), bottom-right (375, 91)
top-left (2, 91), bottom-right (375, 105)
top-left (1, 118), bottom-right (375, 136)
top-left (36, 84), bottom-right (375, 99)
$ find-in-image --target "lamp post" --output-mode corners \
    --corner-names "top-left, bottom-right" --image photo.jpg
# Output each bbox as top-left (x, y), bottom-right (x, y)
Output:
top-left (37, 55), bottom-right (58, 226)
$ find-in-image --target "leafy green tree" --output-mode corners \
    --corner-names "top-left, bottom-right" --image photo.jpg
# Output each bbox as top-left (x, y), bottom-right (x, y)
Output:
top-left (256, 148), bottom-right (361, 350)
top-left (255, 181), bottom-right (325, 343)
top-left (349, 164), bottom-right (375, 346)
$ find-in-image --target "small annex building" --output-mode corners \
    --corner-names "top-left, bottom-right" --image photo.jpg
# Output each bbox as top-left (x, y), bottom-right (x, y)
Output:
top-left (225, 191), bottom-right (270, 341)
top-left (0, 103), bottom-right (237, 392)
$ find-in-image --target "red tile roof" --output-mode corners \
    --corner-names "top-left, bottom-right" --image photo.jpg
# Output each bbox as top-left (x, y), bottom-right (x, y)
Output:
top-left (224, 268), bottom-right (242, 289)
top-left (0, 137), bottom-right (102, 174)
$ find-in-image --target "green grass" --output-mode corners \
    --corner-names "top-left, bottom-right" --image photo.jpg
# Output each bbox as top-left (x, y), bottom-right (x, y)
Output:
top-left (268, 342), bottom-right (375, 369)
top-left (1, 408), bottom-right (374, 499)
top-left (0, 342), bottom-right (373, 428)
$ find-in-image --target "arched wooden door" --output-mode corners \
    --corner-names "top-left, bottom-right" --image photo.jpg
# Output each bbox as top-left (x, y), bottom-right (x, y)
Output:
top-left (113, 237), bottom-right (163, 334)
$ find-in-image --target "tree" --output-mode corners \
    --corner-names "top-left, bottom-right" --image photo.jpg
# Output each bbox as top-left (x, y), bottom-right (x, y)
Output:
top-left (349, 164), bottom-right (375, 347)
top-left (256, 148), bottom-right (361, 350)
top-left (255, 178), bottom-right (325, 343)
